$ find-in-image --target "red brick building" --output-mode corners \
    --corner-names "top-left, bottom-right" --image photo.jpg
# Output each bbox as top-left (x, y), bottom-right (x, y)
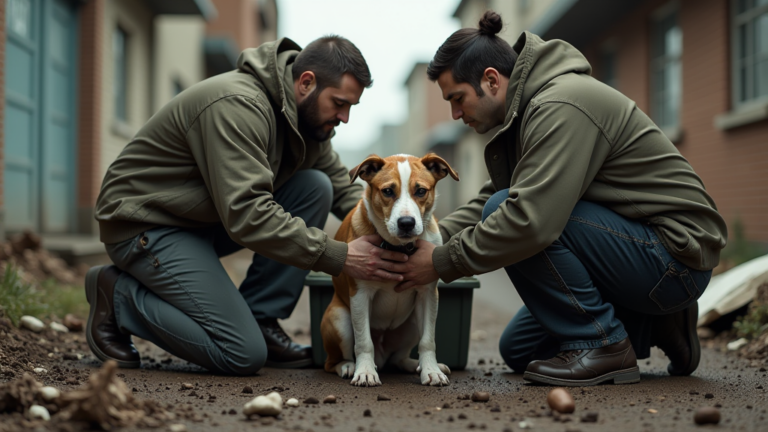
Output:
top-left (533, 0), bottom-right (768, 246)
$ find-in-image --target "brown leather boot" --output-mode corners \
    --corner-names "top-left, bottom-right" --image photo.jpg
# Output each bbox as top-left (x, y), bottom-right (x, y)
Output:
top-left (523, 337), bottom-right (640, 386)
top-left (651, 303), bottom-right (700, 376)
top-left (257, 318), bottom-right (312, 368)
top-left (85, 265), bottom-right (140, 368)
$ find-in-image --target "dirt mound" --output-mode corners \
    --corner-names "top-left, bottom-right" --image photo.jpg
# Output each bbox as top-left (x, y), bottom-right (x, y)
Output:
top-left (0, 230), bottom-right (86, 286)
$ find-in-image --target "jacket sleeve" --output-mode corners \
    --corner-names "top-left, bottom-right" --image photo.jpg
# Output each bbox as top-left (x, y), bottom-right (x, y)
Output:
top-left (432, 102), bottom-right (613, 282)
top-left (437, 180), bottom-right (496, 243)
top-left (311, 141), bottom-right (363, 220)
top-left (187, 95), bottom-right (347, 276)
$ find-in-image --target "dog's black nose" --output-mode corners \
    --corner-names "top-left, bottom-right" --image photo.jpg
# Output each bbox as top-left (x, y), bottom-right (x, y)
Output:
top-left (397, 216), bottom-right (416, 232)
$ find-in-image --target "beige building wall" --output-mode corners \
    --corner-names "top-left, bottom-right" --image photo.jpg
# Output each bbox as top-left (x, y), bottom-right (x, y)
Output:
top-left (100, 0), bottom-right (154, 173)
top-left (154, 16), bottom-right (206, 110)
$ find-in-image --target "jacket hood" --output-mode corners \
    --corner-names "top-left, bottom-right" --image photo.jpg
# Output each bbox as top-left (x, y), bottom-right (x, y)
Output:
top-left (502, 31), bottom-right (592, 125)
top-left (237, 37), bottom-right (302, 119)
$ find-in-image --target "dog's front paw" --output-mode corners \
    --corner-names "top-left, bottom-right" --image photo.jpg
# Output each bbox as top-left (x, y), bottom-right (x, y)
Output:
top-left (351, 363), bottom-right (381, 387)
top-left (336, 361), bottom-right (355, 379)
top-left (420, 365), bottom-right (450, 386)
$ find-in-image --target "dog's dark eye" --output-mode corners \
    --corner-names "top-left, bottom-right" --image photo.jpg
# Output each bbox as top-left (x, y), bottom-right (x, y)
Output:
top-left (414, 188), bottom-right (427, 197)
top-left (381, 188), bottom-right (395, 197)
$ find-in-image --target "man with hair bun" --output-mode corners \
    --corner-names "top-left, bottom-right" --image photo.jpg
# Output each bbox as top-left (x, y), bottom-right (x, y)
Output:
top-left (84, 36), bottom-right (411, 375)
top-left (397, 11), bottom-right (726, 386)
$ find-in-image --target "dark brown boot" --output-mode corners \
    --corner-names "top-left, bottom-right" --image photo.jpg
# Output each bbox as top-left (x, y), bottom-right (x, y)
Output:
top-left (651, 303), bottom-right (700, 376)
top-left (257, 318), bottom-right (312, 368)
top-left (523, 337), bottom-right (640, 386)
top-left (85, 265), bottom-right (140, 368)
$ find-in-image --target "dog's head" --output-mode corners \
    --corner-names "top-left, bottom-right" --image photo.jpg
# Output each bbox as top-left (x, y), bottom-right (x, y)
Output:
top-left (350, 153), bottom-right (459, 243)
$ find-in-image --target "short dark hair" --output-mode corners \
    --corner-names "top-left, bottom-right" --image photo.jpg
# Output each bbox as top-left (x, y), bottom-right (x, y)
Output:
top-left (427, 11), bottom-right (517, 96)
top-left (293, 35), bottom-right (373, 90)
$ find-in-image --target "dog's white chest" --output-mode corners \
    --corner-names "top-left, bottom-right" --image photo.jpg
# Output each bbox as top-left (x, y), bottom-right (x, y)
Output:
top-left (363, 283), bottom-right (417, 330)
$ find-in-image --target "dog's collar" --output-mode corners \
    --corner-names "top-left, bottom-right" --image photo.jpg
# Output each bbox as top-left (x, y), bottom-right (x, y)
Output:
top-left (380, 240), bottom-right (417, 256)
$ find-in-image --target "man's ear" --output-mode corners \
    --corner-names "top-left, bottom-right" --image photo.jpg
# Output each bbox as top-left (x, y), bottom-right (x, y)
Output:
top-left (297, 71), bottom-right (317, 97)
top-left (421, 153), bottom-right (459, 181)
top-left (483, 67), bottom-right (501, 95)
top-left (349, 155), bottom-right (386, 184)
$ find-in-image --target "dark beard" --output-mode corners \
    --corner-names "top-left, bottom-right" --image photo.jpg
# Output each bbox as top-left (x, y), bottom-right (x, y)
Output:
top-left (297, 91), bottom-right (338, 142)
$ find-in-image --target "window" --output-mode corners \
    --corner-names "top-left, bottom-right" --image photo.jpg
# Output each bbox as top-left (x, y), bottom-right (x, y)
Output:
top-left (114, 26), bottom-right (128, 122)
top-left (732, 0), bottom-right (768, 106)
top-left (650, 4), bottom-right (682, 131)
top-left (7, 0), bottom-right (31, 38)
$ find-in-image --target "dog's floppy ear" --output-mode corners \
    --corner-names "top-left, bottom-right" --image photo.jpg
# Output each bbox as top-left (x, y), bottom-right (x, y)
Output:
top-left (421, 153), bottom-right (459, 181)
top-left (349, 155), bottom-right (386, 184)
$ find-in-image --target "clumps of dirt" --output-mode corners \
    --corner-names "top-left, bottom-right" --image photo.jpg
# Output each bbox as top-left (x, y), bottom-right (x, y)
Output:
top-left (0, 230), bottom-right (86, 286)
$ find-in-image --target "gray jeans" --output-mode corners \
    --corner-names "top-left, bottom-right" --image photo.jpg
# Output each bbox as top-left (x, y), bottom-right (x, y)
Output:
top-left (105, 170), bottom-right (333, 375)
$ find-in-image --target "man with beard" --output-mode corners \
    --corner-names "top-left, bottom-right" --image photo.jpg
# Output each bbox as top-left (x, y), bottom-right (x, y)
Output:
top-left (86, 36), bottom-right (410, 375)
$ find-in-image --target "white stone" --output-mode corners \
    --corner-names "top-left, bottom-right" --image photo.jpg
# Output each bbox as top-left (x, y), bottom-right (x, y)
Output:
top-left (29, 405), bottom-right (50, 421)
top-left (727, 337), bottom-right (748, 351)
top-left (243, 391), bottom-right (282, 416)
top-left (33, 368), bottom-right (47, 374)
top-left (168, 424), bottom-right (187, 432)
top-left (286, 398), bottom-right (299, 407)
top-left (50, 322), bottom-right (69, 333)
top-left (470, 329), bottom-right (487, 341)
top-left (20, 316), bottom-right (45, 332)
top-left (39, 386), bottom-right (60, 401)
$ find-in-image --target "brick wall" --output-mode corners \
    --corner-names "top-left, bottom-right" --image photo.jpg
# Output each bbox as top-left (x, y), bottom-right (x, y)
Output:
top-left (207, 0), bottom-right (261, 50)
top-left (76, 0), bottom-right (104, 234)
top-left (0, 0), bottom-right (6, 234)
top-left (583, 0), bottom-right (768, 243)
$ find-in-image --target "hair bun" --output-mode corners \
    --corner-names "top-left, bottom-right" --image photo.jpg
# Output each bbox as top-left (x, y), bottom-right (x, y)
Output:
top-left (478, 11), bottom-right (503, 36)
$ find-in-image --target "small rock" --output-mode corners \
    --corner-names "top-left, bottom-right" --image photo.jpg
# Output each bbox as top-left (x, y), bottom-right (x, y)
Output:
top-left (29, 405), bottom-right (50, 421)
top-left (693, 407), bottom-right (720, 425)
top-left (228, 409), bottom-right (237, 415)
top-left (689, 390), bottom-right (699, 395)
top-left (33, 368), bottom-right (47, 374)
top-left (304, 397), bottom-right (319, 404)
top-left (242, 386), bottom-right (253, 394)
top-left (50, 322), bottom-right (69, 333)
top-left (458, 413), bottom-right (467, 419)
top-left (20, 316), bottom-right (45, 332)
top-left (363, 409), bottom-right (372, 417)
top-left (580, 412), bottom-right (598, 423)
top-left (243, 392), bottom-right (283, 417)
top-left (286, 398), bottom-right (299, 407)
top-left (39, 386), bottom-right (60, 401)
top-left (648, 409), bottom-right (658, 414)
top-left (471, 391), bottom-right (490, 402)
top-left (704, 393), bottom-right (714, 399)
top-left (63, 314), bottom-right (84, 332)
top-left (62, 353), bottom-right (79, 360)
top-left (168, 424), bottom-right (187, 432)
top-left (377, 394), bottom-right (391, 401)
top-left (547, 388), bottom-right (575, 414)
top-left (727, 338), bottom-right (748, 351)
top-left (323, 395), bottom-right (336, 404)
top-left (470, 330), bottom-right (487, 341)
top-left (181, 383), bottom-right (193, 390)
top-left (518, 419), bottom-right (533, 429)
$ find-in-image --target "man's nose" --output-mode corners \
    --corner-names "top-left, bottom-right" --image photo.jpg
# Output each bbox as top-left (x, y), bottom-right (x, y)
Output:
top-left (452, 107), bottom-right (463, 121)
top-left (397, 216), bottom-right (416, 232)
top-left (337, 107), bottom-right (350, 124)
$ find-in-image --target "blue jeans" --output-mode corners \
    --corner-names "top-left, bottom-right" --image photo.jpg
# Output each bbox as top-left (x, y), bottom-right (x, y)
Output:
top-left (105, 170), bottom-right (333, 375)
top-left (482, 190), bottom-right (712, 372)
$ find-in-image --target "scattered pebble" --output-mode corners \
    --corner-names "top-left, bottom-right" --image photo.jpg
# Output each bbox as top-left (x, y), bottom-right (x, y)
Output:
top-left (168, 424), bottom-right (187, 432)
top-left (181, 383), bottom-right (193, 390)
top-left (63, 314), bottom-right (84, 331)
top-left (29, 405), bottom-right (50, 421)
top-left (363, 409), bottom-right (372, 417)
top-left (304, 397), bottom-right (319, 404)
top-left (243, 392), bottom-right (282, 417)
top-left (377, 394), bottom-right (391, 401)
top-left (286, 398), bottom-right (299, 407)
top-left (648, 409), bottom-right (658, 414)
top-left (323, 395), bottom-right (337, 404)
top-left (20, 316), bottom-right (45, 332)
top-left (580, 412), bottom-right (599, 423)
top-left (727, 338), bottom-right (748, 351)
top-left (39, 386), bottom-right (60, 401)
top-left (518, 419), bottom-right (533, 429)
top-left (547, 388), bottom-right (575, 413)
top-left (242, 386), bottom-right (253, 394)
top-left (471, 391), bottom-right (490, 402)
top-left (50, 322), bottom-right (69, 333)
top-left (694, 407), bottom-right (721, 425)
top-left (470, 330), bottom-right (487, 341)
top-left (33, 368), bottom-right (47, 374)
top-left (704, 393), bottom-right (714, 399)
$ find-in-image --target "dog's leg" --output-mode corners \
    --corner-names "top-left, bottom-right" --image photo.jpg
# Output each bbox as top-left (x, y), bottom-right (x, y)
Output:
top-left (349, 287), bottom-right (381, 386)
top-left (415, 285), bottom-right (450, 386)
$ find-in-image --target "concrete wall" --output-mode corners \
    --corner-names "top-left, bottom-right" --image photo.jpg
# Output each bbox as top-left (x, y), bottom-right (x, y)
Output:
top-left (154, 16), bottom-right (206, 110)
top-left (580, 0), bottom-right (768, 242)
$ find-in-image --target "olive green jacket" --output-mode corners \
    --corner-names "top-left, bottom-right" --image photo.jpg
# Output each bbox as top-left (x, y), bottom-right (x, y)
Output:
top-left (95, 38), bottom-right (362, 276)
top-left (433, 32), bottom-right (727, 283)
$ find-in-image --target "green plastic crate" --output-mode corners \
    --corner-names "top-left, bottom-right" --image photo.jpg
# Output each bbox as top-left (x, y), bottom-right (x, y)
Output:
top-left (306, 272), bottom-right (480, 371)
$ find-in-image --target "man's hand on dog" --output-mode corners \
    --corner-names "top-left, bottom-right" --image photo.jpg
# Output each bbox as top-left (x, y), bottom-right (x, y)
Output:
top-left (394, 240), bottom-right (439, 292)
top-left (343, 235), bottom-right (410, 282)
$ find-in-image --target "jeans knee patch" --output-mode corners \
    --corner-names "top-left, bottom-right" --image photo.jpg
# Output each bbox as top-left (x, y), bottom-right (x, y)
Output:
top-left (649, 265), bottom-right (700, 313)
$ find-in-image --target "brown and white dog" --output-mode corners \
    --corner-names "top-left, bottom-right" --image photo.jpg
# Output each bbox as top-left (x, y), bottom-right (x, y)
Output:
top-left (320, 153), bottom-right (459, 386)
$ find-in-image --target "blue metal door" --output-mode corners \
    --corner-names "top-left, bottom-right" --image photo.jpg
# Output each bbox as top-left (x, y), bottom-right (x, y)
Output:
top-left (4, 0), bottom-right (77, 233)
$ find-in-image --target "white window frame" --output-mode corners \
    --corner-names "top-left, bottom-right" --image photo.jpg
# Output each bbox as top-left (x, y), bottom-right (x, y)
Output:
top-left (649, 1), bottom-right (683, 141)
top-left (731, 0), bottom-right (768, 108)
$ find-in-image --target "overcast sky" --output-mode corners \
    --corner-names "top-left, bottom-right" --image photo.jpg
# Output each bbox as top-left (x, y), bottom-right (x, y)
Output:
top-left (276, 0), bottom-right (461, 150)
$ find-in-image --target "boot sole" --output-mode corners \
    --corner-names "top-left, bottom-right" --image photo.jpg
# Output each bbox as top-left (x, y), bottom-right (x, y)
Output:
top-left (523, 366), bottom-right (640, 386)
top-left (668, 302), bottom-right (701, 376)
top-left (264, 358), bottom-right (314, 369)
top-left (85, 266), bottom-right (141, 369)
